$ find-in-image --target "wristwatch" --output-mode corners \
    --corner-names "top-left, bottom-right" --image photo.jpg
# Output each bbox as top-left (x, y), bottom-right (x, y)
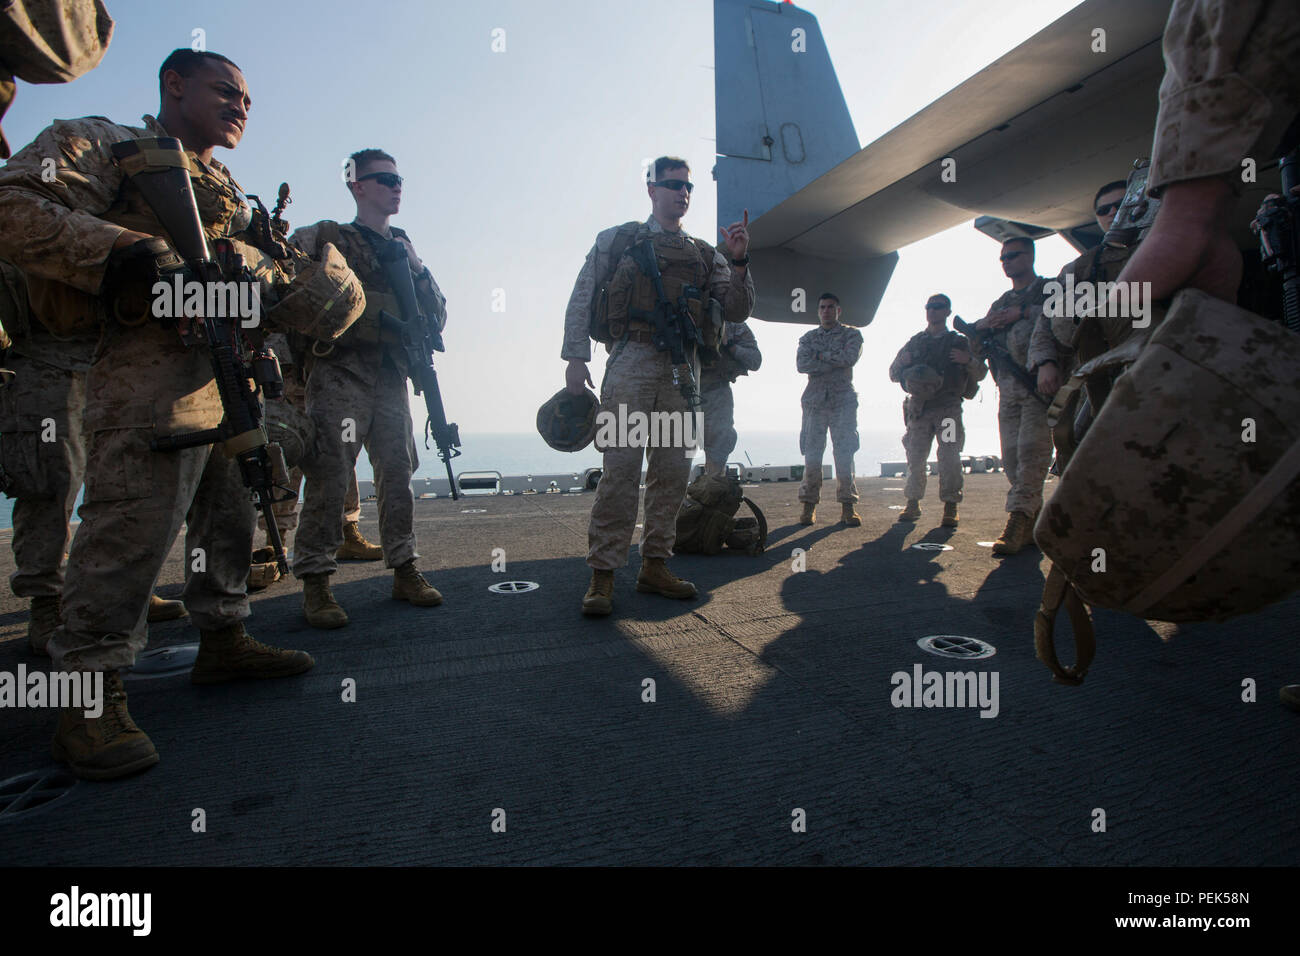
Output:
top-left (730, 255), bottom-right (750, 267)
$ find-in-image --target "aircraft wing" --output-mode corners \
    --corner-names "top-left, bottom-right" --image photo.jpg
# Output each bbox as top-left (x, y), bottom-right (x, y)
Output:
top-left (716, 0), bottom-right (1182, 325)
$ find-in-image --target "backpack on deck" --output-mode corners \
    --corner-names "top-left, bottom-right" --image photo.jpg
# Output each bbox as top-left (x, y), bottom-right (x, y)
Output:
top-left (673, 473), bottom-right (768, 556)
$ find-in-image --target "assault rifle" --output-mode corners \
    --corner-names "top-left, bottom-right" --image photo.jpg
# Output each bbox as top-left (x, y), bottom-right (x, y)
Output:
top-left (110, 137), bottom-right (292, 573)
top-left (371, 238), bottom-right (462, 499)
top-left (627, 238), bottom-right (703, 413)
top-left (953, 315), bottom-right (1049, 407)
top-left (1255, 148), bottom-right (1300, 334)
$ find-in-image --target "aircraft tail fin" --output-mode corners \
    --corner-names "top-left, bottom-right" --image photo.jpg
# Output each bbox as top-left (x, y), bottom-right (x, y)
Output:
top-left (714, 0), bottom-right (859, 229)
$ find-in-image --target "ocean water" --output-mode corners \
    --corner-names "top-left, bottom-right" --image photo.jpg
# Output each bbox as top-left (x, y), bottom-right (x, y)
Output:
top-left (1, 429), bottom-right (925, 531)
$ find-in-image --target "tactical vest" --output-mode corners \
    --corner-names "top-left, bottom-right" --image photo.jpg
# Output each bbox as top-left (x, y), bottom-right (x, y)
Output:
top-left (26, 138), bottom-right (249, 336)
top-left (904, 329), bottom-right (974, 407)
top-left (308, 220), bottom-right (405, 347)
top-left (597, 224), bottom-right (716, 350)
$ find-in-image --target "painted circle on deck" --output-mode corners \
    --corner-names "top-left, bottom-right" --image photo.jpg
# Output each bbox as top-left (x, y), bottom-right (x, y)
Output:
top-left (977, 541), bottom-right (996, 547)
top-left (488, 581), bottom-right (540, 594)
top-left (124, 643), bottom-right (200, 679)
top-left (888, 505), bottom-right (904, 510)
top-left (910, 542), bottom-right (953, 551)
top-left (917, 635), bottom-right (997, 660)
top-left (0, 768), bottom-right (79, 821)
top-left (461, 508), bottom-right (487, 514)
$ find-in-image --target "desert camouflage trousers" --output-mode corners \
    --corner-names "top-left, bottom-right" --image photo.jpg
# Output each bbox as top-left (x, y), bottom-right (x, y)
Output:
top-left (798, 388), bottom-right (859, 503)
top-left (902, 400), bottom-right (965, 503)
top-left (260, 371), bottom-right (361, 541)
top-left (293, 359), bottom-right (418, 576)
top-left (700, 380), bottom-right (736, 477)
top-left (50, 323), bottom-right (256, 672)
top-left (588, 340), bottom-right (695, 570)
top-left (997, 377), bottom-right (1053, 515)
top-left (0, 354), bottom-right (86, 598)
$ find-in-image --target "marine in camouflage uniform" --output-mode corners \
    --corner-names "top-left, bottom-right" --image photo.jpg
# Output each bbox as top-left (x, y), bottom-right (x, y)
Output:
top-left (796, 293), bottom-right (863, 525)
top-left (259, 332), bottom-right (377, 563)
top-left (562, 156), bottom-right (754, 615)
top-left (699, 321), bottom-right (761, 477)
top-left (971, 238), bottom-right (1051, 554)
top-left (290, 148), bottom-right (445, 629)
top-left (888, 293), bottom-right (985, 526)
top-left (1113, 0), bottom-right (1300, 711)
top-left (0, 50), bottom-right (341, 780)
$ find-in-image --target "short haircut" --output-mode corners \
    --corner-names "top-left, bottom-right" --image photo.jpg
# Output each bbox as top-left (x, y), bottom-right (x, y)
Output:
top-left (818, 292), bottom-right (840, 305)
top-left (1094, 180), bottom-right (1128, 207)
top-left (927, 293), bottom-right (951, 309)
top-left (649, 156), bottom-right (690, 181)
top-left (1002, 236), bottom-right (1034, 254)
top-left (158, 50), bottom-right (241, 98)
top-left (349, 148), bottom-right (397, 181)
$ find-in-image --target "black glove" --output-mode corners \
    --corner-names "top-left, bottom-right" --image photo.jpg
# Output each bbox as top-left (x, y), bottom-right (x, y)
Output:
top-left (103, 237), bottom-right (188, 326)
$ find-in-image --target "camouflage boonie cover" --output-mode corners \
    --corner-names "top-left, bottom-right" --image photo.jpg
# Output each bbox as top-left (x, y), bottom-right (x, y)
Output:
top-left (1036, 289), bottom-right (1300, 620)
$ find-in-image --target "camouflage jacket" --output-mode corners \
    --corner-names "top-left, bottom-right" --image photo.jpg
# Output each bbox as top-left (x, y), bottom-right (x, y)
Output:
top-left (702, 320), bottom-right (761, 389)
top-left (1150, 0), bottom-right (1300, 192)
top-left (888, 326), bottom-right (985, 409)
top-left (1027, 245), bottom-right (1135, 373)
top-left (562, 216), bottom-right (755, 362)
top-left (978, 276), bottom-right (1048, 386)
top-left (290, 219), bottom-right (445, 381)
top-left (797, 322), bottom-right (862, 399)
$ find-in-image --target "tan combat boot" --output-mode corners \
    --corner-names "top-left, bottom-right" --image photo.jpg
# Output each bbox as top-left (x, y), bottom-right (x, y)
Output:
top-left (992, 511), bottom-right (1034, 555)
top-left (147, 593), bottom-right (187, 622)
top-left (393, 560), bottom-right (443, 606)
top-left (302, 572), bottom-right (349, 628)
top-left (636, 558), bottom-right (698, 599)
top-left (799, 502), bottom-right (816, 525)
top-left (337, 520), bottom-right (383, 561)
top-left (841, 502), bottom-right (861, 526)
top-left (899, 499), bottom-right (921, 521)
top-left (582, 569), bottom-right (615, 616)
top-left (190, 622), bottom-right (315, 684)
top-left (28, 595), bottom-right (61, 656)
top-left (942, 502), bottom-right (959, 527)
top-left (52, 671), bottom-right (160, 781)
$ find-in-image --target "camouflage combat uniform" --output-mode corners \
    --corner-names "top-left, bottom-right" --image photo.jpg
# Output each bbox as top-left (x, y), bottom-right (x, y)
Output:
top-left (563, 217), bottom-right (755, 570)
top-left (700, 321), bottom-right (761, 476)
top-left (0, 261), bottom-right (97, 601)
top-left (289, 220), bottom-right (445, 577)
top-left (889, 327), bottom-right (985, 505)
top-left (1026, 245), bottom-right (1135, 377)
top-left (261, 332), bottom-right (362, 544)
top-left (977, 277), bottom-right (1052, 517)
top-left (0, 114), bottom-right (292, 671)
top-left (796, 323), bottom-right (863, 504)
top-left (1149, 0), bottom-right (1300, 194)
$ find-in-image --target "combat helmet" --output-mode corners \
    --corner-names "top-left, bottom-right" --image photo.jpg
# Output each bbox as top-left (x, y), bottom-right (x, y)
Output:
top-left (536, 387), bottom-right (600, 452)
top-left (900, 364), bottom-right (943, 401)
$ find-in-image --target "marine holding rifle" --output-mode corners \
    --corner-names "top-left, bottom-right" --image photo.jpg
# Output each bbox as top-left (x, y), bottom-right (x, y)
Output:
top-left (969, 237), bottom-right (1052, 556)
top-left (561, 156), bottom-right (755, 616)
top-left (289, 148), bottom-right (448, 629)
top-left (0, 49), bottom-right (362, 780)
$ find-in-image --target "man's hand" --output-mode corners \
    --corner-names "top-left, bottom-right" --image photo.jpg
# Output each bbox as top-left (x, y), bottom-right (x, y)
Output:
top-left (565, 358), bottom-right (594, 396)
top-left (1116, 176), bottom-right (1241, 302)
top-left (979, 307), bottom-right (1020, 331)
top-left (950, 348), bottom-right (971, 365)
top-left (396, 234), bottom-right (424, 274)
top-left (1037, 361), bottom-right (1061, 396)
top-left (719, 209), bottom-right (750, 262)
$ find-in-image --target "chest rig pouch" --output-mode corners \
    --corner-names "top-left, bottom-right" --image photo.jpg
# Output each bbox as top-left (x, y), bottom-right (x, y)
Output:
top-left (604, 230), bottom-right (718, 350)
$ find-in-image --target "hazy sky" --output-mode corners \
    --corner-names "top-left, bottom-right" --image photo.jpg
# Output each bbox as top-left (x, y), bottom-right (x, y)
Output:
top-left (3, 0), bottom-right (1099, 463)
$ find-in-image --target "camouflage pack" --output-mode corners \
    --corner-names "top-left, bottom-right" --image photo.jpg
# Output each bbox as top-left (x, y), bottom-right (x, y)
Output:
top-left (1036, 289), bottom-right (1300, 624)
top-left (674, 473), bottom-right (767, 556)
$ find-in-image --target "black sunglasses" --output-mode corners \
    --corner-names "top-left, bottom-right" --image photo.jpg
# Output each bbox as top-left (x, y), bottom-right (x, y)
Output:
top-left (651, 179), bottom-right (694, 193)
top-left (1095, 200), bottom-right (1121, 217)
top-left (999, 251), bottom-right (1027, 262)
top-left (358, 172), bottom-right (403, 188)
